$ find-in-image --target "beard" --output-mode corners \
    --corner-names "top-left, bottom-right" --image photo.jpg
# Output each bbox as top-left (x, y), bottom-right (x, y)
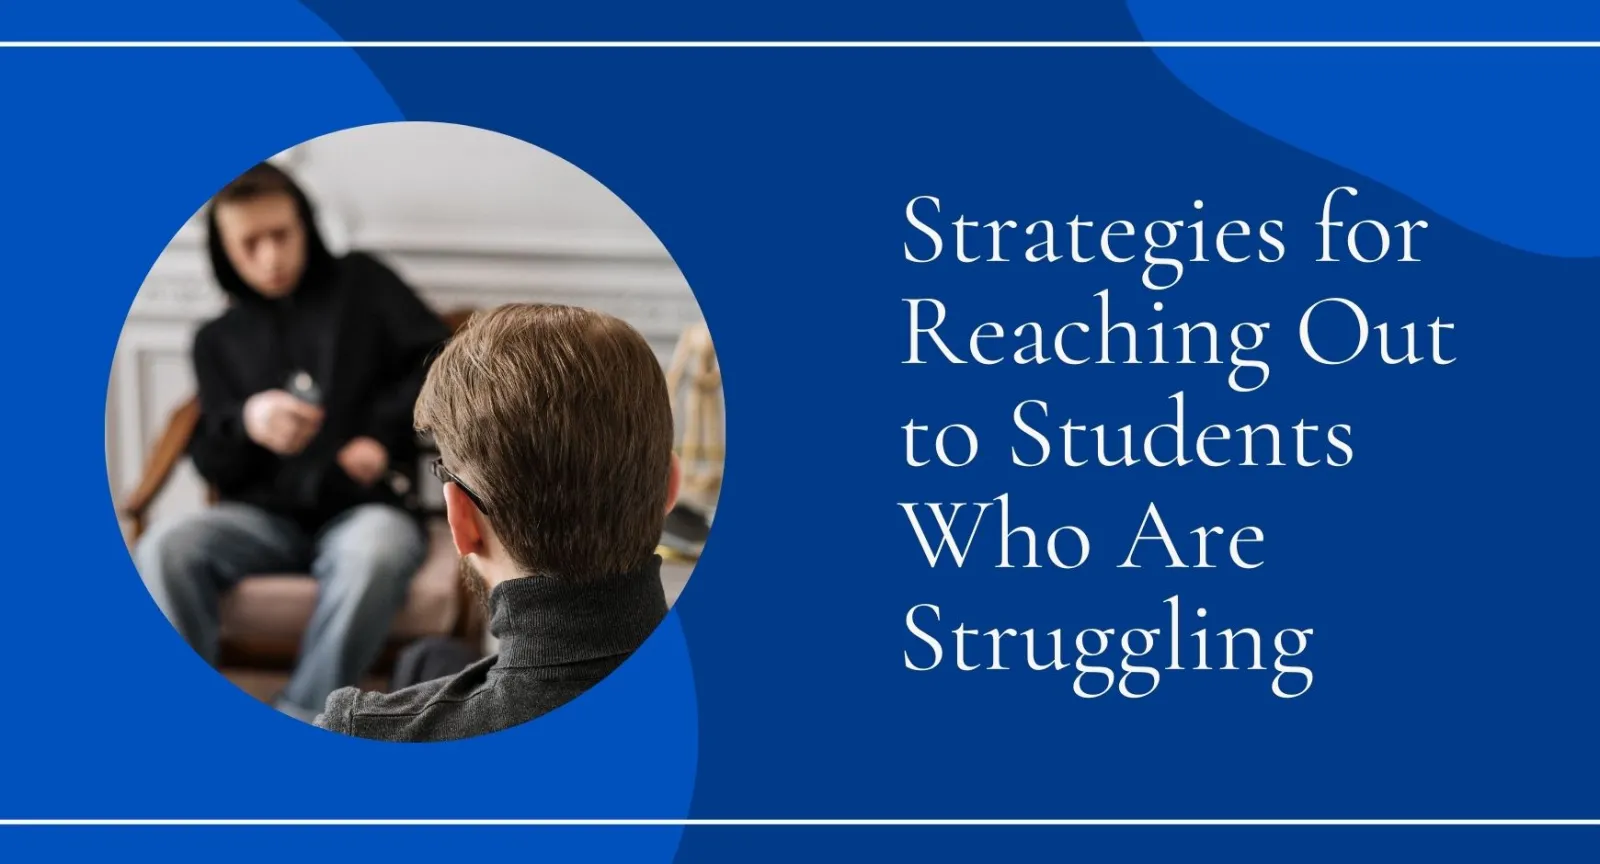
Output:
top-left (459, 556), bottom-right (491, 617)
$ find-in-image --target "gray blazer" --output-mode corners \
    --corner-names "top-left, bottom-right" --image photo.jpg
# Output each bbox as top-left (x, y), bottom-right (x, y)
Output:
top-left (315, 558), bottom-right (669, 742)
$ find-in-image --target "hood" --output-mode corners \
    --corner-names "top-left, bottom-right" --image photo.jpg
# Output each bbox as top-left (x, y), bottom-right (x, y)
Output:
top-left (204, 161), bottom-right (338, 305)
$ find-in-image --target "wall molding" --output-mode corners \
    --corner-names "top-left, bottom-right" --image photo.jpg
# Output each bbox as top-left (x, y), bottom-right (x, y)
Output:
top-left (136, 222), bottom-right (696, 323)
top-left (127, 267), bottom-right (701, 351)
top-left (164, 218), bottom-right (676, 263)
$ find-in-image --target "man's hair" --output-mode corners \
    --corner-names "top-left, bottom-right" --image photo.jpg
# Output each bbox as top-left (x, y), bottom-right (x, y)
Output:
top-left (212, 162), bottom-right (298, 206)
top-left (416, 303), bottom-right (675, 579)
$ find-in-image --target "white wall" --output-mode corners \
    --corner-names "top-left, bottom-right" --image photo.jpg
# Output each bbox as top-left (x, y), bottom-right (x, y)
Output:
top-left (108, 121), bottom-right (704, 536)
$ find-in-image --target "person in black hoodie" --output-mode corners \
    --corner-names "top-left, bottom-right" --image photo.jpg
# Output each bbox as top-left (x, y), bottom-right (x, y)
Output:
top-left (134, 161), bottom-right (452, 722)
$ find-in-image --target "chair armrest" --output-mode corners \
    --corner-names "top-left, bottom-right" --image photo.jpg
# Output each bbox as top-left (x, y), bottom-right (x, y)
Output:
top-left (121, 395), bottom-right (201, 541)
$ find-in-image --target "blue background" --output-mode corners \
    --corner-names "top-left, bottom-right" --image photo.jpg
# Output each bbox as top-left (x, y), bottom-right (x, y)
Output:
top-left (2, 0), bottom-right (1597, 859)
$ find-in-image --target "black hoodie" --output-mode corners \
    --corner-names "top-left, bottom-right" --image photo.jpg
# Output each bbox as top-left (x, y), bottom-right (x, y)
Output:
top-left (188, 169), bottom-right (452, 532)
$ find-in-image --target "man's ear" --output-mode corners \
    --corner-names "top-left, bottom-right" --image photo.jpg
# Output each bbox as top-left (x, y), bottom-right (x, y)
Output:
top-left (665, 451), bottom-right (682, 515)
top-left (443, 482), bottom-right (486, 557)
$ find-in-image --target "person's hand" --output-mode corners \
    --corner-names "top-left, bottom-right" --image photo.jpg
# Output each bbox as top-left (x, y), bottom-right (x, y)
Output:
top-left (243, 389), bottom-right (325, 455)
top-left (337, 436), bottom-right (389, 486)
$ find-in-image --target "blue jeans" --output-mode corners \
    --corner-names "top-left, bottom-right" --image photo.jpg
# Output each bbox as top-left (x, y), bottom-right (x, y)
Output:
top-left (134, 502), bottom-right (427, 717)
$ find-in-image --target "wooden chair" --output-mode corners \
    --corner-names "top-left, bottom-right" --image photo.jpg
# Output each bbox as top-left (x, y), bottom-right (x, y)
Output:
top-left (120, 308), bottom-right (483, 694)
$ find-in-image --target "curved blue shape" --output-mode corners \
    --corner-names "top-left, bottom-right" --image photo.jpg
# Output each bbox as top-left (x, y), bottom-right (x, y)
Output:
top-left (1128, 0), bottom-right (1600, 257)
top-left (297, 0), bottom-right (1130, 40)
top-left (1127, 0), bottom-right (1600, 40)
top-left (0, 2), bottom-right (700, 858)
top-left (0, 0), bottom-right (339, 38)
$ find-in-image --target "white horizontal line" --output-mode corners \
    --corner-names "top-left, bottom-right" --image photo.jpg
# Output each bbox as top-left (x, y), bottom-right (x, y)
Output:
top-left (1, 41), bottom-right (1599, 49)
top-left (0, 819), bottom-right (1595, 826)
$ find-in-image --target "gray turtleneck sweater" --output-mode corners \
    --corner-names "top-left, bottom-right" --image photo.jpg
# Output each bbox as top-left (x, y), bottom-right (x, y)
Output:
top-left (314, 556), bottom-right (669, 742)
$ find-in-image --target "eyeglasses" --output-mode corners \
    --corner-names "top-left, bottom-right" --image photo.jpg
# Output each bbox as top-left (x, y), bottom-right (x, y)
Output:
top-left (431, 457), bottom-right (490, 516)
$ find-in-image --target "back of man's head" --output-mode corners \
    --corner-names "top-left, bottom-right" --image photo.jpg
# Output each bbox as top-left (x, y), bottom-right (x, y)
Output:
top-left (416, 303), bottom-right (675, 580)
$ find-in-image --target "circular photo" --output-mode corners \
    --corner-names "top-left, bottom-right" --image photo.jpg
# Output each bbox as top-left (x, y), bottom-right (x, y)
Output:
top-left (107, 121), bottom-right (720, 741)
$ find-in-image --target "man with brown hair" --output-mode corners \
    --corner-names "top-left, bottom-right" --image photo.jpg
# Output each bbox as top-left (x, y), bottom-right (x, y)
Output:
top-left (314, 303), bottom-right (677, 741)
top-left (135, 161), bottom-right (451, 722)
